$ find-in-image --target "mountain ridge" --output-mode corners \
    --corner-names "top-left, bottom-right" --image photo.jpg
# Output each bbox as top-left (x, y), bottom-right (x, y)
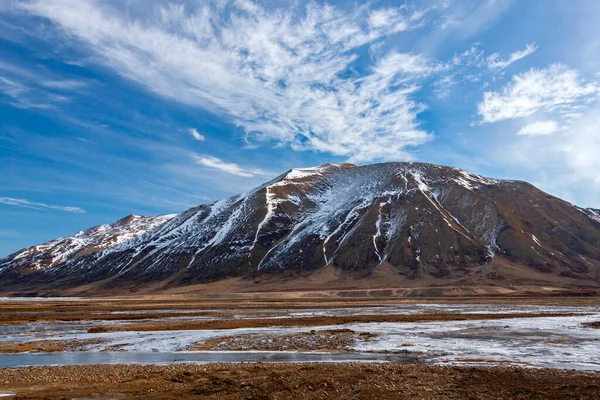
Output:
top-left (0, 214), bottom-right (175, 276)
top-left (2, 162), bottom-right (600, 294)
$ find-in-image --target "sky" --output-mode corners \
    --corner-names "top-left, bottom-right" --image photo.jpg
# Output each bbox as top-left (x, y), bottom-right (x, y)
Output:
top-left (1, 0), bottom-right (600, 256)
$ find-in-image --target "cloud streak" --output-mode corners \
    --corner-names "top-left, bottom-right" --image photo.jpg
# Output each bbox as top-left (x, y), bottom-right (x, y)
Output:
top-left (193, 155), bottom-right (268, 178)
top-left (518, 120), bottom-right (559, 136)
top-left (0, 197), bottom-right (84, 213)
top-left (487, 42), bottom-right (537, 70)
top-left (189, 128), bottom-right (205, 142)
top-left (0, 60), bottom-right (88, 109)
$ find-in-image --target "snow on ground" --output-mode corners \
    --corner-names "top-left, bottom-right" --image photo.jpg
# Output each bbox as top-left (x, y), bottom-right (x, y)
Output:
top-left (1, 304), bottom-right (599, 369)
top-left (348, 313), bottom-right (600, 370)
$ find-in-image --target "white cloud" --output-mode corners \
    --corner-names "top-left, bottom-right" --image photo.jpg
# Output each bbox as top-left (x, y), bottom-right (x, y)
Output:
top-left (0, 76), bottom-right (54, 109)
top-left (435, 0), bottom-right (514, 39)
top-left (39, 79), bottom-right (88, 90)
top-left (438, 42), bottom-right (536, 99)
top-left (452, 43), bottom-right (486, 68)
top-left (368, 7), bottom-right (409, 29)
top-left (9, 0), bottom-right (435, 163)
top-left (432, 75), bottom-right (456, 99)
top-left (438, 15), bottom-right (460, 31)
top-left (518, 120), bottom-right (559, 136)
top-left (478, 64), bottom-right (600, 123)
top-left (189, 128), bottom-right (205, 142)
top-left (0, 197), bottom-right (84, 213)
top-left (493, 103), bottom-right (600, 206)
top-left (0, 60), bottom-right (88, 109)
top-left (193, 155), bottom-right (268, 178)
top-left (487, 42), bottom-right (537, 70)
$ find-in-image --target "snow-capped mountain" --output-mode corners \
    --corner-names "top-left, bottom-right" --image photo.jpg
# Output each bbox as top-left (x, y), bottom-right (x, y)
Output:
top-left (2, 162), bottom-right (600, 293)
top-left (0, 214), bottom-right (175, 275)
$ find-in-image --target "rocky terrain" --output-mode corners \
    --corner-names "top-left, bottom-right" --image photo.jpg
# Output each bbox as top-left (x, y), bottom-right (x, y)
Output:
top-left (1, 363), bottom-right (599, 399)
top-left (1, 162), bottom-right (600, 294)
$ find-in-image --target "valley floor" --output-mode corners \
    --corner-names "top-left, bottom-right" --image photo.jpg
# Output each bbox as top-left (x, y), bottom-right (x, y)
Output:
top-left (1, 296), bottom-right (600, 398)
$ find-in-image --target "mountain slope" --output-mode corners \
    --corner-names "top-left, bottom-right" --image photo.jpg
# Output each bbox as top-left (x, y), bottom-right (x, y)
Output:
top-left (2, 162), bottom-right (600, 293)
top-left (0, 214), bottom-right (175, 278)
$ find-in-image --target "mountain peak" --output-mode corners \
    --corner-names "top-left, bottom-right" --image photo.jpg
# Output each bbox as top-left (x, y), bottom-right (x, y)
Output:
top-left (115, 214), bottom-right (142, 225)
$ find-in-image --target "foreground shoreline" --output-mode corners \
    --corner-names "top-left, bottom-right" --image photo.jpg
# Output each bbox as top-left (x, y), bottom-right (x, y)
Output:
top-left (1, 362), bottom-right (600, 399)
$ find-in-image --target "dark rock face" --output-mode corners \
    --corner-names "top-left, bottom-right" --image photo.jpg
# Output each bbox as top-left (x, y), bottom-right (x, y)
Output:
top-left (2, 162), bottom-right (600, 292)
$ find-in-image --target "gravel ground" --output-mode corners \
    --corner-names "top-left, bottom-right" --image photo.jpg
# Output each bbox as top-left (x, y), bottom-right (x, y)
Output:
top-left (191, 329), bottom-right (377, 351)
top-left (1, 363), bottom-right (599, 399)
top-left (0, 339), bottom-right (103, 353)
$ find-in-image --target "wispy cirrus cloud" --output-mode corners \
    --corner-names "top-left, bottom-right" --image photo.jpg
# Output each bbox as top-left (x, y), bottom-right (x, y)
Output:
top-left (478, 64), bottom-right (600, 123)
top-left (451, 42), bottom-right (537, 71)
top-left (0, 197), bottom-right (84, 213)
top-left (193, 155), bottom-right (269, 178)
top-left (8, 0), bottom-right (437, 163)
top-left (486, 42), bottom-right (538, 70)
top-left (0, 60), bottom-right (89, 109)
top-left (431, 41), bottom-right (538, 99)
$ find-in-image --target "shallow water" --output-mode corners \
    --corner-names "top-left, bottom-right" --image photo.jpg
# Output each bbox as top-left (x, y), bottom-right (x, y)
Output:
top-left (2, 303), bottom-right (599, 370)
top-left (0, 351), bottom-right (413, 368)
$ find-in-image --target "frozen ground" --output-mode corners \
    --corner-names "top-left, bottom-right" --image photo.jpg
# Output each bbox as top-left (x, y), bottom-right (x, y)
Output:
top-left (1, 303), bottom-right (599, 369)
top-left (348, 313), bottom-right (600, 370)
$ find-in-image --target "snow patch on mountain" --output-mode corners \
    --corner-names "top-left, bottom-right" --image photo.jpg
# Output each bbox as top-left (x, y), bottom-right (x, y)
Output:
top-left (453, 170), bottom-right (500, 190)
top-left (586, 209), bottom-right (600, 223)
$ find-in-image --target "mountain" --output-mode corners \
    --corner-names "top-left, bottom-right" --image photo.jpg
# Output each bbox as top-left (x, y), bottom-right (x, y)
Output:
top-left (0, 214), bottom-right (175, 277)
top-left (2, 162), bottom-right (600, 294)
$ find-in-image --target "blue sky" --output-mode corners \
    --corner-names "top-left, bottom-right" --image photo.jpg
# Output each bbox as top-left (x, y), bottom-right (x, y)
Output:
top-left (1, 0), bottom-right (600, 256)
